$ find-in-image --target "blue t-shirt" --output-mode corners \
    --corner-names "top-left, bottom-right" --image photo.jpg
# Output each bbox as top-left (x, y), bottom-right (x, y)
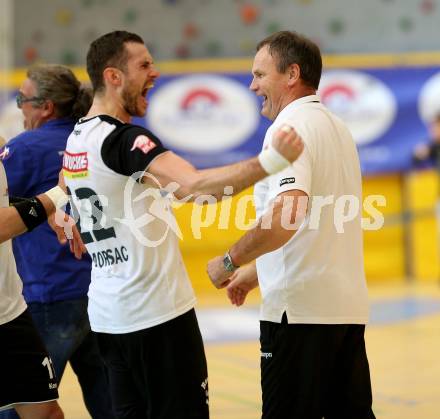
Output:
top-left (0, 118), bottom-right (91, 303)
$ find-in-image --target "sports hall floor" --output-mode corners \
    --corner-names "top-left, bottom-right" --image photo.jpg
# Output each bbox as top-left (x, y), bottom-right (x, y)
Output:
top-left (59, 281), bottom-right (440, 419)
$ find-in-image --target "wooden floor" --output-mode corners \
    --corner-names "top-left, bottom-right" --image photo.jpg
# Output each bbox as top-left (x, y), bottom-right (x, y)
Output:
top-left (58, 282), bottom-right (440, 419)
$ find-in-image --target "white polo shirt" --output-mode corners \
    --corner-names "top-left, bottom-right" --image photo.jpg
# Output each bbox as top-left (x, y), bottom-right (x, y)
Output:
top-left (254, 95), bottom-right (369, 324)
top-left (0, 162), bottom-right (27, 326)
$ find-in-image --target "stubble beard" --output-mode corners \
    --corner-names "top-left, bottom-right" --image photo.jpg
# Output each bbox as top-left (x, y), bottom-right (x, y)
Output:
top-left (122, 86), bottom-right (144, 117)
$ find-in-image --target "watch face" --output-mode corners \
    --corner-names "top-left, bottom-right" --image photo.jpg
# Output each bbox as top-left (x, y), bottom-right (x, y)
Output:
top-left (223, 254), bottom-right (235, 272)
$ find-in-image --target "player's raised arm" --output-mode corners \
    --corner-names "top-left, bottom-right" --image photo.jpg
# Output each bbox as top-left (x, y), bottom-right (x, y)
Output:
top-left (147, 124), bottom-right (303, 200)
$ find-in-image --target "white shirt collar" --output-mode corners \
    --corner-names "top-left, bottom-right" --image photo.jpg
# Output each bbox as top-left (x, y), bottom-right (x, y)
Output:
top-left (274, 94), bottom-right (321, 124)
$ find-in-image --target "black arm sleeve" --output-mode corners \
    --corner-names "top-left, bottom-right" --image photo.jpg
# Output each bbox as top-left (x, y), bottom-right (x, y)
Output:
top-left (9, 196), bottom-right (29, 206)
top-left (101, 124), bottom-right (168, 177)
top-left (11, 196), bottom-right (48, 232)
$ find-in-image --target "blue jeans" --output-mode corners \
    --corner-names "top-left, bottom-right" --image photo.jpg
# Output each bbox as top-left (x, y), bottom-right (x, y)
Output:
top-left (0, 298), bottom-right (114, 419)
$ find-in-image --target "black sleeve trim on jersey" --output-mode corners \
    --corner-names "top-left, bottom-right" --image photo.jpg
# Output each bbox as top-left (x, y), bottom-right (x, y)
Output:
top-left (101, 123), bottom-right (168, 178)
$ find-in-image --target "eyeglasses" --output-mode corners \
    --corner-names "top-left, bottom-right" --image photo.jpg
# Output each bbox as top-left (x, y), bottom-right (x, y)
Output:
top-left (16, 92), bottom-right (44, 109)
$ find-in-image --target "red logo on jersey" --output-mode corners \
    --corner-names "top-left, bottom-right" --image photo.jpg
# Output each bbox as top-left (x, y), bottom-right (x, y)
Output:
top-left (130, 135), bottom-right (156, 154)
top-left (63, 151), bottom-right (89, 178)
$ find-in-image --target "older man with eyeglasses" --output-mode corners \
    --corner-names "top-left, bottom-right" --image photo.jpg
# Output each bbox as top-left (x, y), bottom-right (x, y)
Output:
top-left (16, 90), bottom-right (50, 130)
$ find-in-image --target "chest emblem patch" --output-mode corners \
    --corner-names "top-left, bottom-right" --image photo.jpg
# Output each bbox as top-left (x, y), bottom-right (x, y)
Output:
top-left (63, 151), bottom-right (89, 178)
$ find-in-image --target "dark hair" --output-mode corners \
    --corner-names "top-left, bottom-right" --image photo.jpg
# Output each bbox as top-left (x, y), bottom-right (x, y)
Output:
top-left (257, 31), bottom-right (322, 90)
top-left (27, 64), bottom-right (92, 120)
top-left (86, 30), bottom-right (144, 93)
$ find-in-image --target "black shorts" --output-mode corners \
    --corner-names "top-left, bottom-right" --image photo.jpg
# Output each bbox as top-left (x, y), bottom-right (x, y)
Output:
top-left (96, 308), bottom-right (209, 419)
top-left (0, 309), bottom-right (58, 411)
top-left (260, 314), bottom-right (376, 419)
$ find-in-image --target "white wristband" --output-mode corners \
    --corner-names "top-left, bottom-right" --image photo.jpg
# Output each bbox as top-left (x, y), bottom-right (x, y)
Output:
top-left (44, 186), bottom-right (69, 209)
top-left (258, 145), bottom-right (290, 175)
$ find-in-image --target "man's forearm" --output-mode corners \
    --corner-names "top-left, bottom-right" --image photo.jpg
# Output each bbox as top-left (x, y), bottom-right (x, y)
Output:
top-left (148, 124), bottom-right (304, 201)
top-left (191, 157), bottom-right (267, 199)
top-left (206, 192), bottom-right (306, 290)
top-left (189, 126), bottom-right (302, 198)
top-left (0, 206), bottom-right (28, 243)
top-left (229, 216), bottom-right (295, 266)
top-left (229, 191), bottom-right (307, 266)
top-left (148, 153), bottom-right (268, 201)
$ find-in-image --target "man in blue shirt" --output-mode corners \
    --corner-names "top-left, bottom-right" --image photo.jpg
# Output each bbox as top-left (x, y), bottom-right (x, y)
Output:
top-left (0, 64), bottom-right (114, 419)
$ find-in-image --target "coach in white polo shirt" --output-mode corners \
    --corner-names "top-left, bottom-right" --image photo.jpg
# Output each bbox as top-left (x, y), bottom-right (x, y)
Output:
top-left (207, 31), bottom-right (376, 419)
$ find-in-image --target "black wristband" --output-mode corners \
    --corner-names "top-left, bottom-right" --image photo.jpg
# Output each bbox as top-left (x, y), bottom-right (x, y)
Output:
top-left (12, 196), bottom-right (48, 232)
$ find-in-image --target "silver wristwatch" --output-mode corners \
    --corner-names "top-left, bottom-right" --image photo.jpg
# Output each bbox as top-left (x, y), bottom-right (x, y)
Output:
top-left (223, 252), bottom-right (239, 272)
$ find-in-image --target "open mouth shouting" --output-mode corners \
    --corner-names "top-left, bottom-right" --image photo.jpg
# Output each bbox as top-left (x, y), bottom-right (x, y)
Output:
top-left (141, 82), bottom-right (155, 103)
